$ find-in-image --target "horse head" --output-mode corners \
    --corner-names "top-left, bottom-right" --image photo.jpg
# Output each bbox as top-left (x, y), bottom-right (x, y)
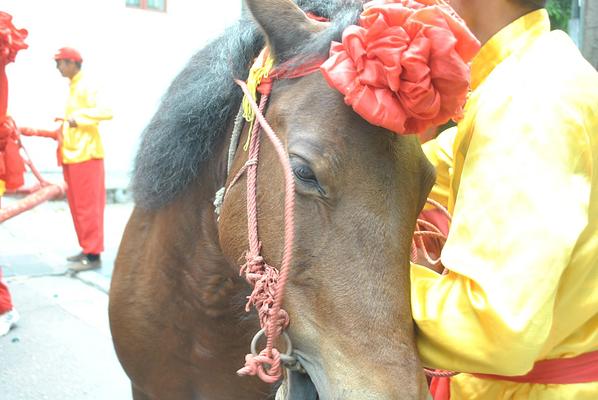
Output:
top-left (217, 0), bottom-right (436, 398)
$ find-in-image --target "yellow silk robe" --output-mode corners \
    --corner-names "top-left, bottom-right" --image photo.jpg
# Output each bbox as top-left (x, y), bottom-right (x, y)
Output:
top-left (411, 10), bottom-right (598, 399)
top-left (61, 71), bottom-right (112, 164)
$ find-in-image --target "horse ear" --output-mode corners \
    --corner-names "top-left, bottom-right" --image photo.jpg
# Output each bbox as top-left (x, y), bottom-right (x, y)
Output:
top-left (244, 0), bottom-right (326, 62)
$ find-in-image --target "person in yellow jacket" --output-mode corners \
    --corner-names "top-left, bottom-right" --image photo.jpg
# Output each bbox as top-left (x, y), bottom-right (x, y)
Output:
top-left (410, 0), bottom-right (598, 399)
top-left (52, 47), bottom-right (112, 272)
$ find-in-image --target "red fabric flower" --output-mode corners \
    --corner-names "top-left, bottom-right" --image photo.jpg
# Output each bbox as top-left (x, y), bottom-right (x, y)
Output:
top-left (320, 0), bottom-right (480, 134)
top-left (0, 12), bottom-right (27, 187)
top-left (0, 12), bottom-right (28, 118)
top-left (0, 12), bottom-right (28, 65)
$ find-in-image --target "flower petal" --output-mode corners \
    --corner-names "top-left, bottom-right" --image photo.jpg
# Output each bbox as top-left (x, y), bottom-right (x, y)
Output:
top-left (321, 1), bottom-right (480, 135)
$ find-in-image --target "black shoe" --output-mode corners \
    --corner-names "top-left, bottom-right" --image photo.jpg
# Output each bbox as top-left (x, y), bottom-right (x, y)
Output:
top-left (68, 255), bottom-right (102, 272)
top-left (66, 252), bottom-right (85, 262)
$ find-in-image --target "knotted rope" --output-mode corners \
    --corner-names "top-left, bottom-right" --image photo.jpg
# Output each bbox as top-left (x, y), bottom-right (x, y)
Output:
top-left (411, 198), bottom-right (452, 272)
top-left (233, 79), bottom-right (296, 384)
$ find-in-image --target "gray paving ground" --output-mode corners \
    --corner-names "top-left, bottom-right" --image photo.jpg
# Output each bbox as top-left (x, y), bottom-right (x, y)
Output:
top-left (0, 194), bottom-right (134, 399)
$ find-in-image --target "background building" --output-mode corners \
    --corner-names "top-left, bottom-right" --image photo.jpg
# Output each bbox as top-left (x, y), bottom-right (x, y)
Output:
top-left (3, 0), bottom-right (241, 190)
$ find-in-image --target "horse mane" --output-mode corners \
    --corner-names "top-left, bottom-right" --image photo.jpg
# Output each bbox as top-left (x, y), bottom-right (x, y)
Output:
top-left (132, 0), bottom-right (365, 209)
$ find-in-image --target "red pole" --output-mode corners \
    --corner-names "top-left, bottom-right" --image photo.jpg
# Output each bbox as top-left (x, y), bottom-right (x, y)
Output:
top-left (0, 182), bottom-right (66, 223)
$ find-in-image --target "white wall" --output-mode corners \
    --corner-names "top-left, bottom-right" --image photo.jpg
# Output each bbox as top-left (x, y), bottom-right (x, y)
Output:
top-left (3, 0), bottom-right (242, 186)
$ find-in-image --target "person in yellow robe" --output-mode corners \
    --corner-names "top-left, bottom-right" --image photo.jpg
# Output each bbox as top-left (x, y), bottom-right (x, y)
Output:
top-left (50, 47), bottom-right (112, 272)
top-left (411, 0), bottom-right (598, 399)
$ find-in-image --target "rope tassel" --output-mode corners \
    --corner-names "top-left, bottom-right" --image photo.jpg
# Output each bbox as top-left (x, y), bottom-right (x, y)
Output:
top-left (237, 348), bottom-right (282, 384)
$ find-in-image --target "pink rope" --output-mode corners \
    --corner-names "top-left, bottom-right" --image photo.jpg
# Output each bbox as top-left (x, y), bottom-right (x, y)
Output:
top-left (234, 79), bottom-right (296, 383)
top-left (411, 199), bottom-right (452, 270)
top-left (423, 198), bottom-right (452, 219)
top-left (425, 368), bottom-right (460, 378)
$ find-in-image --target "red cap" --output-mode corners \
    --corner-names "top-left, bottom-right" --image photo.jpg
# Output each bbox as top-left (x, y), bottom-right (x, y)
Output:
top-left (53, 47), bottom-right (82, 63)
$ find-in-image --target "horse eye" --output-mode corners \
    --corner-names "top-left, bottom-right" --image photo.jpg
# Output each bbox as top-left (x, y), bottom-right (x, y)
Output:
top-left (290, 156), bottom-right (325, 196)
top-left (290, 156), bottom-right (318, 184)
top-left (293, 164), bottom-right (317, 184)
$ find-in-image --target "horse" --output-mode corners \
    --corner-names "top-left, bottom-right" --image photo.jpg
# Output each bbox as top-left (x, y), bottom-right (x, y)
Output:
top-left (109, 0), bottom-right (436, 398)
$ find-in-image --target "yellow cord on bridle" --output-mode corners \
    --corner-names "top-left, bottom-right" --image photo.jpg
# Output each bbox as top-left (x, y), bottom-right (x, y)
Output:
top-left (242, 53), bottom-right (274, 151)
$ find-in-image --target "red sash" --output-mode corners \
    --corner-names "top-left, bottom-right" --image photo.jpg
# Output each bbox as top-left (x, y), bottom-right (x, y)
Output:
top-left (430, 350), bottom-right (598, 400)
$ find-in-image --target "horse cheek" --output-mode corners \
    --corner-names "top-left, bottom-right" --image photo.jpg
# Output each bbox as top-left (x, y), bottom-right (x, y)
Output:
top-left (217, 188), bottom-right (249, 267)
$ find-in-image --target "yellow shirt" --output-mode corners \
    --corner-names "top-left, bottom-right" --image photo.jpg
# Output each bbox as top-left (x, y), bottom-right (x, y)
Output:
top-left (421, 126), bottom-right (456, 209)
top-left (411, 10), bottom-right (598, 399)
top-left (0, 179), bottom-right (5, 196)
top-left (61, 71), bottom-right (112, 164)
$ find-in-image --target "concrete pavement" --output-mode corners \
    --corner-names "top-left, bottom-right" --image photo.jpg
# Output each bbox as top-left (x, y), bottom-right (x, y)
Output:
top-left (0, 194), bottom-right (134, 399)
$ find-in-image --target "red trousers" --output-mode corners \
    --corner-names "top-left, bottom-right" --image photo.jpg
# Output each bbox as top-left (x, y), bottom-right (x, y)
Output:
top-left (62, 159), bottom-right (105, 254)
top-left (0, 267), bottom-right (13, 314)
